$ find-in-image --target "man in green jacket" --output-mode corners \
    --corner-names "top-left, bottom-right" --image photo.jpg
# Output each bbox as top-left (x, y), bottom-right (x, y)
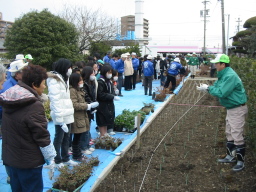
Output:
top-left (196, 54), bottom-right (247, 171)
top-left (188, 52), bottom-right (199, 79)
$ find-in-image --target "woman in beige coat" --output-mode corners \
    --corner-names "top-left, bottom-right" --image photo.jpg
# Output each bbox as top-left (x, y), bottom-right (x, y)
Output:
top-left (69, 73), bottom-right (99, 161)
top-left (124, 53), bottom-right (134, 90)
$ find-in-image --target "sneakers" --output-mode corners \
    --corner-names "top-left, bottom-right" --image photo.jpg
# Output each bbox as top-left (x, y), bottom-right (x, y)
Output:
top-left (63, 159), bottom-right (78, 166)
top-left (217, 154), bottom-right (236, 163)
top-left (108, 131), bottom-right (116, 135)
top-left (68, 147), bottom-right (73, 154)
top-left (73, 155), bottom-right (87, 162)
top-left (232, 161), bottom-right (244, 172)
top-left (89, 139), bottom-right (95, 145)
top-left (55, 162), bottom-right (65, 169)
top-left (82, 149), bottom-right (92, 155)
top-left (89, 147), bottom-right (95, 152)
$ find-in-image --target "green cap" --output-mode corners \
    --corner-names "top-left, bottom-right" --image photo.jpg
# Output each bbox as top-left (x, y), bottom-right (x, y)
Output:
top-left (211, 54), bottom-right (230, 63)
top-left (25, 54), bottom-right (33, 60)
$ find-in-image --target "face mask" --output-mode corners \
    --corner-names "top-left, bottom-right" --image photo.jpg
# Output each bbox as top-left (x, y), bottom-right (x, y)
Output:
top-left (113, 76), bottom-right (118, 81)
top-left (106, 73), bottom-right (112, 79)
top-left (79, 84), bottom-right (83, 88)
top-left (66, 68), bottom-right (72, 77)
top-left (90, 76), bottom-right (95, 81)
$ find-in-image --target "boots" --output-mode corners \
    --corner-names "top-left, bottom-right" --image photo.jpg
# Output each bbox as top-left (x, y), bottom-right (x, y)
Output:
top-left (233, 144), bottom-right (245, 171)
top-left (218, 141), bottom-right (236, 163)
top-left (72, 144), bottom-right (82, 160)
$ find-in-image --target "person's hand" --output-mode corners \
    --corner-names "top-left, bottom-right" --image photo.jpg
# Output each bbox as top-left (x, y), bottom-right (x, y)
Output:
top-left (196, 83), bottom-right (209, 92)
top-left (87, 102), bottom-right (99, 111)
top-left (114, 96), bottom-right (120, 101)
top-left (91, 109), bottom-right (97, 114)
top-left (61, 123), bottom-right (69, 133)
top-left (115, 89), bottom-right (119, 95)
top-left (90, 102), bottom-right (99, 108)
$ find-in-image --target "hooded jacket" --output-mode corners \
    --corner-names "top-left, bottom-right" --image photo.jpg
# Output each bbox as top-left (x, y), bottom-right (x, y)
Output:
top-left (0, 81), bottom-right (51, 169)
top-left (142, 60), bottom-right (154, 76)
top-left (208, 67), bottom-right (247, 109)
top-left (46, 72), bottom-right (74, 125)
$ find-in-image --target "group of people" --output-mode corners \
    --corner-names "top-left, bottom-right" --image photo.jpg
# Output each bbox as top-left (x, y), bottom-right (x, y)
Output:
top-left (0, 52), bottom-right (248, 192)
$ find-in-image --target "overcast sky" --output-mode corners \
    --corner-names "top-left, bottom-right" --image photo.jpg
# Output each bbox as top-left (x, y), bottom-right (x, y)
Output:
top-left (1, 0), bottom-right (256, 48)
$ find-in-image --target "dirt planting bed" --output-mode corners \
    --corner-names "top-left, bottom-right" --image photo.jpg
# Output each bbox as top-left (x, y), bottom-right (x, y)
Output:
top-left (96, 80), bottom-right (256, 192)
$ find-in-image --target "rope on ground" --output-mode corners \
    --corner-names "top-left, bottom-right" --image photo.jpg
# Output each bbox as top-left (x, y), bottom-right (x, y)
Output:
top-left (138, 92), bottom-right (208, 192)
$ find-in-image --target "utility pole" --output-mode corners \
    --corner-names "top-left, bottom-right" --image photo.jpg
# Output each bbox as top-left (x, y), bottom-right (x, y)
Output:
top-left (201, 1), bottom-right (209, 55)
top-left (226, 14), bottom-right (230, 55)
top-left (236, 17), bottom-right (242, 32)
top-left (220, 0), bottom-right (226, 53)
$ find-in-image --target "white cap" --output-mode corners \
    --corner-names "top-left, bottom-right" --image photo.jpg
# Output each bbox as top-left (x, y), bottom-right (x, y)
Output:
top-left (147, 55), bottom-right (153, 60)
top-left (131, 52), bottom-right (136, 56)
top-left (8, 60), bottom-right (28, 72)
top-left (121, 54), bottom-right (127, 58)
top-left (174, 58), bottom-right (180, 63)
top-left (15, 54), bottom-right (25, 60)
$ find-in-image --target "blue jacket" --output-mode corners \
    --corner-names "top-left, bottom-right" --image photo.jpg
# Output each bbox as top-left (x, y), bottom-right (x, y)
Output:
top-left (103, 55), bottom-right (110, 63)
top-left (142, 60), bottom-right (154, 76)
top-left (109, 59), bottom-right (116, 69)
top-left (114, 59), bottom-right (124, 74)
top-left (167, 61), bottom-right (183, 76)
top-left (0, 76), bottom-right (18, 118)
top-left (132, 58), bottom-right (139, 71)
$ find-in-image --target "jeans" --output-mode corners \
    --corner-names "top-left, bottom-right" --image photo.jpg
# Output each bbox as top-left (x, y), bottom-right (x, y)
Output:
top-left (117, 74), bottom-right (123, 95)
top-left (9, 165), bottom-right (43, 192)
top-left (53, 124), bottom-right (70, 164)
top-left (80, 131), bottom-right (91, 150)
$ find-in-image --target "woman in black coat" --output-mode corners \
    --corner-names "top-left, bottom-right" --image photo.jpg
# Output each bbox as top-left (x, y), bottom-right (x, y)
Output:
top-left (96, 64), bottom-right (120, 137)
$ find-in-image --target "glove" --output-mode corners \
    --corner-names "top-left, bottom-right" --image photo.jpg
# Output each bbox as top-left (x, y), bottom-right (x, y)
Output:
top-left (196, 83), bottom-right (209, 92)
top-left (61, 123), bottom-right (69, 133)
top-left (40, 142), bottom-right (56, 164)
top-left (115, 89), bottom-right (119, 95)
top-left (87, 102), bottom-right (99, 110)
top-left (114, 96), bottom-right (120, 101)
top-left (91, 109), bottom-right (97, 114)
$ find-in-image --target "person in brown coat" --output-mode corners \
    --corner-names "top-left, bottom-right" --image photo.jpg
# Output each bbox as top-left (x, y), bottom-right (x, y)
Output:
top-left (124, 53), bottom-right (134, 90)
top-left (0, 64), bottom-right (56, 192)
top-left (69, 73), bottom-right (99, 161)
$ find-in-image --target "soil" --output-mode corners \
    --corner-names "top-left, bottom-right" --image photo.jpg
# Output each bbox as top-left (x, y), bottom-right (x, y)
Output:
top-left (95, 79), bottom-right (256, 192)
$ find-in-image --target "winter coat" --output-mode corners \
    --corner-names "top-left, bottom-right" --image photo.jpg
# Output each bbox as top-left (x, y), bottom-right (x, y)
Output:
top-left (96, 78), bottom-right (115, 126)
top-left (46, 72), bottom-right (74, 125)
top-left (115, 59), bottom-right (125, 74)
top-left (208, 67), bottom-right (247, 109)
top-left (0, 76), bottom-right (18, 118)
top-left (0, 81), bottom-right (50, 169)
top-left (167, 61), bottom-right (183, 76)
top-left (124, 59), bottom-right (134, 76)
top-left (160, 59), bottom-right (168, 71)
top-left (84, 79), bottom-right (98, 121)
top-left (142, 60), bottom-right (154, 76)
top-left (69, 86), bottom-right (90, 133)
top-left (132, 58), bottom-right (139, 71)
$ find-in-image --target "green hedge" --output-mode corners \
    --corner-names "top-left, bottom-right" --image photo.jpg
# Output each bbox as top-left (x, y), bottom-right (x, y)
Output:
top-left (230, 56), bottom-right (256, 155)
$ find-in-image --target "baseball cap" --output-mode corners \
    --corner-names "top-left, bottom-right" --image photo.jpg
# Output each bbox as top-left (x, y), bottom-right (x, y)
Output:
top-left (211, 54), bottom-right (230, 64)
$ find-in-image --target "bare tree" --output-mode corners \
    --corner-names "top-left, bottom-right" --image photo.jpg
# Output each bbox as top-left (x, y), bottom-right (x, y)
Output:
top-left (60, 5), bottom-right (117, 53)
